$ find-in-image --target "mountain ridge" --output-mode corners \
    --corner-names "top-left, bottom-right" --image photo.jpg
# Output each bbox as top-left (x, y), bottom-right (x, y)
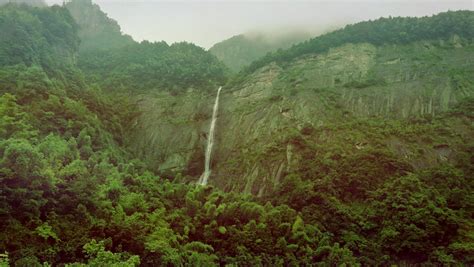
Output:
top-left (135, 11), bottom-right (474, 183)
top-left (236, 10), bottom-right (474, 80)
top-left (0, 0), bottom-right (46, 7)
top-left (0, 3), bottom-right (473, 265)
top-left (209, 31), bottom-right (312, 72)
top-left (64, 0), bottom-right (135, 52)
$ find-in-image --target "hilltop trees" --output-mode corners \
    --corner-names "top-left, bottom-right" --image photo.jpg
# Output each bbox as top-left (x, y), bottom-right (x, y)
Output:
top-left (0, 2), bottom-right (473, 266)
top-left (79, 41), bottom-right (229, 93)
top-left (209, 32), bottom-right (311, 72)
top-left (64, 0), bottom-right (134, 52)
top-left (64, 0), bottom-right (229, 93)
top-left (241, 11), bottom-right (474, 77)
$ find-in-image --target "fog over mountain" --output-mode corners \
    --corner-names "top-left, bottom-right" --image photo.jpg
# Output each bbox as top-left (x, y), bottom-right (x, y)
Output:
top-left (0, 0), bottom-right (45, 6)
top-left (1, 0), bottom-right (474, 265)
top-left (44, 0), bottom-right (473, 48)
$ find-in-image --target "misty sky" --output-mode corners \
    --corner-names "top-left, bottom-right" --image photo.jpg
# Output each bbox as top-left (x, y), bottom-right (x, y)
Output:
top-left (45, 0), bottom-right (473, 49)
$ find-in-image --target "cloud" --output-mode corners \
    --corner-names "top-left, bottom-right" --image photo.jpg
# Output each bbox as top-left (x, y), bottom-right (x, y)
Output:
top-left (46, 0), bottom-right (473, 48)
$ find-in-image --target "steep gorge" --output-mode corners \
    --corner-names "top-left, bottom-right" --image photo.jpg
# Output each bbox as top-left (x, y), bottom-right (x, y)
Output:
top-left (1, 3), bottom-right (473, 264)
top-left (130, 38), bottom-right (474, 195)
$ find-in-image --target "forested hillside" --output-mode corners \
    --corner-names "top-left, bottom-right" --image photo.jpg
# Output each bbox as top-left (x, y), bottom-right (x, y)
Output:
top-left (128, 10), bottom-right (474, 265)
top-left (0, 2), bottom-right (473, 266)
top-left (0, 0), bottom-right (45, 7)
top-left (78, 41), bottom-right (229, 93)
top-left (64, 0), bottom-right (228, 93)
top-left (238, 10), bottom-right (474, 79)
top-left (0, 4), bottom-right (78, 72)
top-left (64, 0), bottom-right (134, 52)
top-left (209, 31), bottom-right (311, 72)
top-left (0, 3), bottom-right (348, 266)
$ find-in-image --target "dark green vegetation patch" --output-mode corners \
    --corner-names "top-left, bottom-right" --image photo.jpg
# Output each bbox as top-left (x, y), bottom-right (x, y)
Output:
top-left (0, 2), bottom-right (473, 266)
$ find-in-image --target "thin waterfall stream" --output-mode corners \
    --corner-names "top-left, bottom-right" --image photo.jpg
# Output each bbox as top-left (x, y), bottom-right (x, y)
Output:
top-left (198, 86), bottom-right (222, 185)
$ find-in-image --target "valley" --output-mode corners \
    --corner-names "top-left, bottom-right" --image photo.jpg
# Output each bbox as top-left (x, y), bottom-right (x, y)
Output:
top-left (0, 0), bottom-right (473, 265)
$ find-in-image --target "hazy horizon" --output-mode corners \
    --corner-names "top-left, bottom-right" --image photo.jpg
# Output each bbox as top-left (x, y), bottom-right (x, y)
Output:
top-left (45, 0), bottom-right (474, 49)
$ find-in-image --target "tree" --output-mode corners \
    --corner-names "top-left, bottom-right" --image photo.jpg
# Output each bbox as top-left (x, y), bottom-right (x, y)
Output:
top-left (371, 174), bottom-right (460, 262)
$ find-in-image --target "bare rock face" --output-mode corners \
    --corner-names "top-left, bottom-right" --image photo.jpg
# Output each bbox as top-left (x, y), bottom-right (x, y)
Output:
top-left (128, 40), bottom-right (474, 195)
top-left (127, 91), bottom-right (209, 178)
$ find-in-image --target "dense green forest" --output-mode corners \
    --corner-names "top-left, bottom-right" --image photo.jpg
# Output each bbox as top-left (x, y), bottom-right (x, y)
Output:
top-left (64, 0), bottom-right (134, 52)
top-left (64, 0), bottom-right (228, 93)
top-left (78, 41), bottom-right (228, 93)
top-left (0, 0), bottom-right (45, 7)
top-left (0, 3), bottom-right (80, 79)
top-left (0, 2), bottom-right (473, 266)
top-left (237, 10), bottom-right (474, 81)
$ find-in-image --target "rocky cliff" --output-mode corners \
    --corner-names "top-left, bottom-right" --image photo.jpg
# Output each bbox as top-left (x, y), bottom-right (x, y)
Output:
top-left (129, 38), bottom-right (473, 196)
top-left (214, 39), bottom-right (473, 194)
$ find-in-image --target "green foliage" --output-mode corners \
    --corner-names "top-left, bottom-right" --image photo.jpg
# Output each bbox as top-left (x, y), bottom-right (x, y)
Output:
top-left (0, 93), bottom-right (36, 139)
top-left (209, 32), bottom-right (311, 72)
top-left (78, 41), bottom-right (229, 93)
top-left (73, 240), bottom-right (140, 267)
top-left (0, 4), bottom-right (85, 93)
top-left (238, 10), bottom-right (474, 81)
top-left (0, 252), bottom-right (9, 267)
top-left (371, 174), bottom-right (460, 261)
top-left (0, 4), bottom-right (79, 75)
top-left (35, 223), bottom-right (59, 242)
top-left (61, 0), bottom-right (229, 92)
top-left (65, 0), bottom-right (135, 52)
top-left (0, 0), bottom-right (46, 7)
top-left (0, 3), bottom-right (472, 266)
top-left (449, 96), bottom-right (474, 118)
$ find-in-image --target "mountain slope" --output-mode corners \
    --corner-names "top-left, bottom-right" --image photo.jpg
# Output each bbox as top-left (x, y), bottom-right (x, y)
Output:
top-left (128, 12), bottom-right (474, 263)
top-left (64, 0), bottom-right (134, 52)
top-left (215, 40), bottom-right (474, 194)
top-left (209, 31), bottom-right (311, 72)
top-left (63, 0), bottom-right (229, 93)
top-left (78, 41), bottom-right (229, 93)
top-left (136, 11), bottom-right (473, 187)
top-left (0, 5), bottom-right (369, 266)
top-left (239, 10), bottom-right (474, 78)
top-left (0, 0), bottom-right (46, 7)
top-left (1, 4), bottom-right (473, 265)
top-left (0, 3), bottom-right (83, 90)
top-left (137, 36), bottom-right (473, 188)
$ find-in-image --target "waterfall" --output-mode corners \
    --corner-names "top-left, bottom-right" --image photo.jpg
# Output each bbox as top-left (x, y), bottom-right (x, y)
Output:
top-left (198, 86), bottom-right (222, 185)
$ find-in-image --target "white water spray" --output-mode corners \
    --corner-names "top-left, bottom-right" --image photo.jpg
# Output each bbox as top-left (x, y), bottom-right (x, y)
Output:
top-left (198, 86), bottom-right (222, 185)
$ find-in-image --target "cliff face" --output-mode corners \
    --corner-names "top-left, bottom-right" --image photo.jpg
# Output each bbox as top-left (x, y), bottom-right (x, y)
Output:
top-left (127, 90), bottom-right (210, 178)
top-left (129, 39), bottom-right (474, 195)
